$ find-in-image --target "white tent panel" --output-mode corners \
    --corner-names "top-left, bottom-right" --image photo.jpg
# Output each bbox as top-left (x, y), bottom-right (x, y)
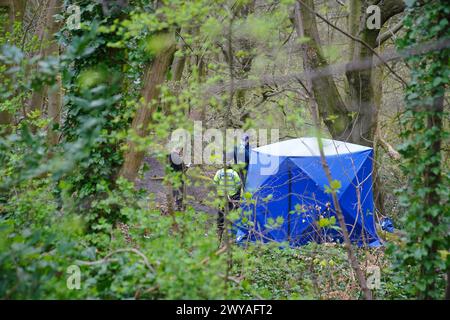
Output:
top-left (253, 137), bottom-right (371, 157)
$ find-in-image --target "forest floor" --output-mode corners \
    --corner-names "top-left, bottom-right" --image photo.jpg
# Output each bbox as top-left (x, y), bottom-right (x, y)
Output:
top-left (137, 156), bottom-right (217, 216)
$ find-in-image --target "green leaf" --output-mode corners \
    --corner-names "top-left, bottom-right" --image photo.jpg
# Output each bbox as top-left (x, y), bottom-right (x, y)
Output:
top-left (330, 180), bottom-right (341, 190)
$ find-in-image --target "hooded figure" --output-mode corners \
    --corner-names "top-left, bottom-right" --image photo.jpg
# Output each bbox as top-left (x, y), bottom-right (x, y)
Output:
top-left (233, 133), bottom-right (250, 182)
top-left (167, 147), bottom-right (190, 210)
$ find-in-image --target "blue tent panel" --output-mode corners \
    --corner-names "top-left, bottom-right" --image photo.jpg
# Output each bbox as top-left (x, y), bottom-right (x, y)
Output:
top-left (236, 138), bottom-right (380, 246)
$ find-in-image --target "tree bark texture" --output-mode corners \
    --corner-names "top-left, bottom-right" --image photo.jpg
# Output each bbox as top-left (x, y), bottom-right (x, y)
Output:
top-left (120, 40), bottom-right (176, 181)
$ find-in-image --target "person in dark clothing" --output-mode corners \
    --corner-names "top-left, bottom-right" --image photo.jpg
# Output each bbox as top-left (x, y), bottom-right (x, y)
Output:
top-left (167, 147), bottom-right (190, 211)
top-left (233, 133), bottom-right (250, 183)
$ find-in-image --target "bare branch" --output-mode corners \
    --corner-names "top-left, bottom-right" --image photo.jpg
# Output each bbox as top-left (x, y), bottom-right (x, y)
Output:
top-left (376, 129), bottom-right (401, 160)
top-left (76, 248), bottom-right (156, 273)
top-left (376, 19), bottom-right (404, 47)
top-left (298, 0), bottom-right (407, 85)
top-left (205, 37), bottom-right (450, 96)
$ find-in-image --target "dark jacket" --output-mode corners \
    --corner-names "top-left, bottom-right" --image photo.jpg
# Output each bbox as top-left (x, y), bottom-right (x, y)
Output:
top-left (168, 152), bottom-right (185, 172)
top-left (233, 143), bottom-right (250, 170)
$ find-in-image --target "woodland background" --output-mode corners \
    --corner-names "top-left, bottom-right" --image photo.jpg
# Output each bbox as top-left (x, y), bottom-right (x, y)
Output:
top-left (0, 0), bottom-right (448, 299)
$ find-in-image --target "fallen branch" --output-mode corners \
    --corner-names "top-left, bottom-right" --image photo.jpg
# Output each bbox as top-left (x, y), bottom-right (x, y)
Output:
top-left (149, 176), bottom-right (164, 180)
top-left (376, 19), bottom-right (404, 47)
top-left (218, 272), bottom-right (263, 300)
top-left (377, 133), bottom-right (401, 161)
top-left (76, 248), bottom-right (156, 273)
top-left (200, 243), bottom-right (229, 265)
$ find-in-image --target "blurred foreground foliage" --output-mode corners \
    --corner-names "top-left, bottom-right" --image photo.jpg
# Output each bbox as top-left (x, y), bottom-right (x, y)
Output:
top-left (1, 176), bottom-right (403, 299)
top-left (0, 0), bottom-right (447, 300)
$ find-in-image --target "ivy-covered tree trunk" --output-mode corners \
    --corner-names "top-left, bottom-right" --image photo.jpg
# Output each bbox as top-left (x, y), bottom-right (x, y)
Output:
top-left (391, 0), bottom-right (449, 299)
top-left (59, 0), bottom-right (134, 230)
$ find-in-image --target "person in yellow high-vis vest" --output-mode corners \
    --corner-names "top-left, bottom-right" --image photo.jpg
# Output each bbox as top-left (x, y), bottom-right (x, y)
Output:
top-left (213, 167), bottom-right (242, 242)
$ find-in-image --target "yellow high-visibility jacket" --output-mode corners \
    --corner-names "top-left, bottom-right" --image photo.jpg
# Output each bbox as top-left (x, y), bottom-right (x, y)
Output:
top-left (213, 168), bottom-right (242, 197)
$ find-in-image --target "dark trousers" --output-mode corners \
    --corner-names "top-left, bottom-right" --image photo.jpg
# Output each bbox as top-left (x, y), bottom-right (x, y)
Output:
top-left (217, 193), bottom-right (241, 242)
top-left (173, 179), bottom-right (184, 211)
top-left (238, 165), bottom-right (248, 188)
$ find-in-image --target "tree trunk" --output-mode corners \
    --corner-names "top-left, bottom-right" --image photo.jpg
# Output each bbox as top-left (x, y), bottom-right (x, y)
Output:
top-left (171, 48), bottom-right (186, 84)
top-left (169, 37), bottom-right (186, 117)
top-left (45, 0), bottom-right (63, 145)
top-left (28, 0), bottom-right (62, 122)
top-left (422, 95), bottom-right (444, 298)
top-left (345, 0), bottom-right (405, 146)
top-left (27, 0), bottom-right (47, 113)
top-left (0, 1), bottom-right (14, 135)
top-left (294, 0), bottom-right (405, 146)
top-left (0, 0), bottom-right (25, 22)
top-left (372, 66), bottom-right (387, 214)
top-left (294, 0), bottom-right (352, 139)
top-left (446, 269), bottom-right (450, 300)
top-left (294, 0), bottom-right (405, 215)
top-left (119, 39), bottom-right (176, 182)
top-left (47, 73), bottom-right (62, 145)
top-left (0, 0), bottom-right (26, 135)
top-left (235, 49), bottom-right (253, 125)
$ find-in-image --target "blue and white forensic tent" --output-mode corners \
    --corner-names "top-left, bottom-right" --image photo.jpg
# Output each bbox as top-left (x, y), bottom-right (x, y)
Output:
top-left (236, 137), bottom-right (380, 246)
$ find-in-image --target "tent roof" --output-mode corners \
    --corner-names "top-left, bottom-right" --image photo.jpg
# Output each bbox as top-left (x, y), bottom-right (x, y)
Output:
top-left (253, 137), bottom-right (371, 157)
